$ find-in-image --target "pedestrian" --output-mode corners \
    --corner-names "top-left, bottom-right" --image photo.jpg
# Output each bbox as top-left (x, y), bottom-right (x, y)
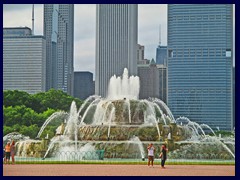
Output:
top-left (159, 144), bottom-right (168, 169)
top-left (10, 140), bottom-right (15, 165)
top-left (3, 147), bottom-right (6, 164)
top-left (147, 143), bottom-right (155, 167)
top-left (4, 142), bottom-right (11, 165)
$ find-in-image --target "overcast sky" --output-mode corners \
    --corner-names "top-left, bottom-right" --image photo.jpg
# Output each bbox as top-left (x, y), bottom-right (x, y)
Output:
top-left (3, 4), bottom-right (168, 79)
top-left (3, 4), bottom-right (235, 79)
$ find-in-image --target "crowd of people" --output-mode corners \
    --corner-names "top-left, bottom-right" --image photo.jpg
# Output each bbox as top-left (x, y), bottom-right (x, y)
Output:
top-left (147, 143), bottom-right (168, 169)
top-left (3, 140), bottom-right (15, 165)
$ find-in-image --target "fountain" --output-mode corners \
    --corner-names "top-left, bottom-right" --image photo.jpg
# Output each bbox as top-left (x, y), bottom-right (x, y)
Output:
top-left (9, 68), bottom-right (235, 161)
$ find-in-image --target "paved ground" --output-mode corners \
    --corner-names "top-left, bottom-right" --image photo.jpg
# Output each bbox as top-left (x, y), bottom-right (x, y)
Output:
top-left (3, 164), bottom-right (235, 176)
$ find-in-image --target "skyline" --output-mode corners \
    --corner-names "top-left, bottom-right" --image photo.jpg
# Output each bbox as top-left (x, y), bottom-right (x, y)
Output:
top-left (3, 4), bottom-right (168, 79)
top-left (3, 4), bottom-right (235, 79)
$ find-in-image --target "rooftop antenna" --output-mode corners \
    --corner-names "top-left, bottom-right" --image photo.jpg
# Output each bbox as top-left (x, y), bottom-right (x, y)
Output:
top-left (32, 4), bottom-right (34, 35)
top-left (159, 24), bottom-right (161, 46)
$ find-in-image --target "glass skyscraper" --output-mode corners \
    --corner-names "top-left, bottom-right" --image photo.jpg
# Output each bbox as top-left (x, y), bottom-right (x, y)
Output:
top-left (95, 4), bottom-right (138, 97)
top-left (168, 4), bottom-right (233, 131)
top-left (44, 4), bottom-right (74, 95)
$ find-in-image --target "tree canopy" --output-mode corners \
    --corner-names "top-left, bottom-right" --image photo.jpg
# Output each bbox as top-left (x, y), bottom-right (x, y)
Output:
top-left (3, 89), bottom-right (83, 139)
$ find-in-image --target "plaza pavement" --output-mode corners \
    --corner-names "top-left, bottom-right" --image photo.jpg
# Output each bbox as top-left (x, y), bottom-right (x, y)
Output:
top-left (3, 164), bottom-right (235, 176)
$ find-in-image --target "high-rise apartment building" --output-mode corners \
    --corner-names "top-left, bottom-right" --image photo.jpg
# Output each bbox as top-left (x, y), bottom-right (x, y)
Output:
top-left (44, 4), bottom-right (74, 95)
top-left (168, 4), bottom-right (233, 131)
top-left (95, 4), bottom-right (138, 97)
top-left (3, 27), bottom-right (46, 94)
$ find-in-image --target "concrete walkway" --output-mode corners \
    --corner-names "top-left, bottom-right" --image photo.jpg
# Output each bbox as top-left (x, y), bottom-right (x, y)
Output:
top-left (3, 164), bottom-right (235, 176)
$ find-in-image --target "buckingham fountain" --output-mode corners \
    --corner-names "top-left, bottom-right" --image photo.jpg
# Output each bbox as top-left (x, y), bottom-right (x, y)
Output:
top-left (4, 68), bottom-right (235, 161)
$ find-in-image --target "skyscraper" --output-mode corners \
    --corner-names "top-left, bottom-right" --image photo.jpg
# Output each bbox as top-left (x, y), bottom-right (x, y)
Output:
top-left (44, 4), bottom-right (74, 95)
top-left (3, 27), bottom-right (46, 94)
top-left (168, 4), bottom-right (233, 131)
top-left (95, 4), bottom-right (138, 97)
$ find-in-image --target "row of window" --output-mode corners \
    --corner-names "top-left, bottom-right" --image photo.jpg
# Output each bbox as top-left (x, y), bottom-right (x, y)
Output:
top-left (168, 14), bottom-right (231, 21)
top-left (168, 49), bottom-right (232, 58)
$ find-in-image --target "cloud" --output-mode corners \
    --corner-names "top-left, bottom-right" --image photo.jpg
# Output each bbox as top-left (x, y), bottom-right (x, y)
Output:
top-left (138, 4), bottom-right (167, 60)
top-left (74, 37), bottom-right (95, 76)
top-left (3, 4), bottom-right (43, 35)
top-left (74, 4), bottom-right (96, 41)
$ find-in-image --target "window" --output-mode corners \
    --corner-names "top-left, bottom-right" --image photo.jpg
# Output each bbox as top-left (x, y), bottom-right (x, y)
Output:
top-left (168, 50), bottom-right (173, 58)
top-left (226, 49), bottom-right (231, 57)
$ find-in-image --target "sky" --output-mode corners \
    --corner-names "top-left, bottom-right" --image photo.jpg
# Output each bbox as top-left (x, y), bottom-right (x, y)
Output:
top-left (3, 4), bottom-right (168, 79)
top-left (3, 4), bottom-right (235, 79)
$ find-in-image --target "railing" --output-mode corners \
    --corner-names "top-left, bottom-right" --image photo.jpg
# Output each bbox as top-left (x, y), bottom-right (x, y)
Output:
top-left (9, 150), bottom-right (235, 164)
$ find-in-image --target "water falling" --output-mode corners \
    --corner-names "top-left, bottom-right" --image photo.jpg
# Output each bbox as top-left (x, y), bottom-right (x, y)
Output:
top-left (129, 136), bottom-right (145, 159)
top-left (107, 107), bottom-right (115, 140)
top-left (107, 68), bottom-right (140, 100)
top-left (37, 111), bottom-right (68, 138)
top-left (12, 68), bottom-right (235, 161)
top-left (77, 95), bottom-right (101, 116)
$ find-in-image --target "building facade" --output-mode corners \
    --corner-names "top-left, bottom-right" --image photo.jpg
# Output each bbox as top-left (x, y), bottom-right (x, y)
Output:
top-left (156, 45), bottom-right (167, 65)
top-left (3, 27), bottom-right (46, 94)
top-left (74, 72), bottom-right (95, 100)
top-left (168, 4), bottom-right (233, 131)
top-left (157, 64), bottom-right (167, 103)
top-left (95, 4), bottom-right (138, 97)
top-left (138, 60), bottom-right (159, 99)
top-left (44, 4), bottom-right (74, 95)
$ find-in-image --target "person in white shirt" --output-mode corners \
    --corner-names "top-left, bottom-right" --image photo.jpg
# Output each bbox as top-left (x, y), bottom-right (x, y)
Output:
top-left (147, 143), bottom-right (155, 167)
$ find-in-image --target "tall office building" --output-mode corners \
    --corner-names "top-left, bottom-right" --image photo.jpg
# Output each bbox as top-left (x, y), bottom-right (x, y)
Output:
top-left (96, 4), bottom-right (138, 97)
top-left (44, 4), bottom-right (74, 95)
top-left (168, 4), bottom-right (233, 131)
top-left (3, 27), bottom-right (46, 94)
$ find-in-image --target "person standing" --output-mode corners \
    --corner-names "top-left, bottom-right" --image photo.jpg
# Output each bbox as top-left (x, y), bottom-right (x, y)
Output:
top-left (3, 147), bottom-right (6, 164)
top-left (159, 144), bottom-right (168, 168)
top-left (147, 143), bottom-right (155, 167)
top-left (10, 140), bottom-right (15, 165)
top-left (4, 142), bottom-right (11, 165)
